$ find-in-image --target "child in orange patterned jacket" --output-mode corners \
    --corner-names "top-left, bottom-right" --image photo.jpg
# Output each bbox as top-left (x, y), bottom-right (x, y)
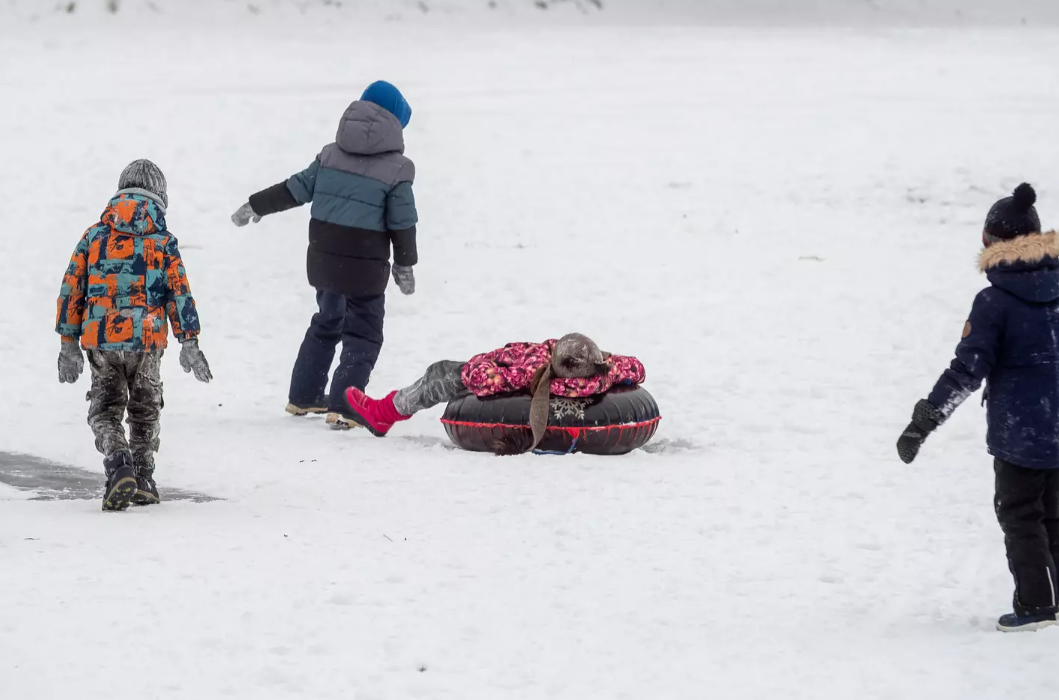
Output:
top-left (55, 160), bottom-right (212, 511)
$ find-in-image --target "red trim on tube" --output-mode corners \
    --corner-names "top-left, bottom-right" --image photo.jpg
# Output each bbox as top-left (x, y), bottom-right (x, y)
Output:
top-left (439, 417), bottom-right (661, 434)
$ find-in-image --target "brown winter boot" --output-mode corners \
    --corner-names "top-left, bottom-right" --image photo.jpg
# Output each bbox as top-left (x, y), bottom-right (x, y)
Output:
top-left (286, 401), bottom-right (328, 416)
top-left (325, 412), bottom-right (361, 430)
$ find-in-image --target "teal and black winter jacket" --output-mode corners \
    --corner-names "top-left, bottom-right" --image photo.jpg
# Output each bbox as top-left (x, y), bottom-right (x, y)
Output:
top-left (250, 100), bottom-right (418, 298)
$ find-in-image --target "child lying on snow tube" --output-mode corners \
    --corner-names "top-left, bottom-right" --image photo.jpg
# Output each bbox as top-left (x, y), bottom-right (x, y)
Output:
top-left (338, 333), bottom-right (646, 453)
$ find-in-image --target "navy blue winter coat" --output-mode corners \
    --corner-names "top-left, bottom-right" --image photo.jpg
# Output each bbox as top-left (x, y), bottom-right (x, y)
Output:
top-left (929, 232), bottom-right (1059, 470)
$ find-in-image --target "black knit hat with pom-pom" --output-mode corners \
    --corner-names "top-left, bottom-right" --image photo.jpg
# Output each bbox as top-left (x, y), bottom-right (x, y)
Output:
top-left (984, 183), bottom-right (1041, 245)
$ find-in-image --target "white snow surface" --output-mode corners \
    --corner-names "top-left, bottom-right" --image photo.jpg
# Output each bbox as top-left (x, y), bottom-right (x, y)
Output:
top-left (5, 0), bottom-right (1059, 25)
top-left (2, 13), bottom-right (1059, 700)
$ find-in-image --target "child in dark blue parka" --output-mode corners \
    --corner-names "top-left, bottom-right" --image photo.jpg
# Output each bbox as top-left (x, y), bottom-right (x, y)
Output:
top-left (898, 183), bottom-right (1059, 632)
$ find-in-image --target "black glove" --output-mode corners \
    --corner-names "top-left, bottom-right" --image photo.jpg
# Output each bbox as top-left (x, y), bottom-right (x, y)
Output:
top-left (179, 338), bottom-right (213, 383)
top-left (392, 264), bottom-right (415, 295)
top-left (57, 341), bottom-right (84, 384)
top-left (231, 202), bottom-right (262, 227)
top-left (897, 399), bottom-right (944, 464)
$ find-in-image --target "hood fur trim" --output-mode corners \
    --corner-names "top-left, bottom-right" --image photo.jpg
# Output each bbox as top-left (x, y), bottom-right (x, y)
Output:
top-left (979, 231), bottom-right (1058, 272)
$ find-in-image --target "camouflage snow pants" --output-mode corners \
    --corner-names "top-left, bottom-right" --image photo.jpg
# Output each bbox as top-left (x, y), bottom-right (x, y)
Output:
top-left (86, 350), bottom-right (163, 476)
top-left (393, 361), bottom-right (468, 416)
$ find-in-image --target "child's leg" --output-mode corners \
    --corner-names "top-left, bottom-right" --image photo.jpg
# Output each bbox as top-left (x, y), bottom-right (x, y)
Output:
top-left (1043, 471), bottom-right (1059, 602)
top-left (393, 361), bottom-right (468, 416)
top-left (327, 294), bottom-right (385, 413)
top-left (126, 351), bottom-right (163, 479)
top-left (86, 350), bottom-right (131, 458)
top-left (289, 290), bottom-right (345, 406)
top-left (994, 459), bottom-right (1059, 614)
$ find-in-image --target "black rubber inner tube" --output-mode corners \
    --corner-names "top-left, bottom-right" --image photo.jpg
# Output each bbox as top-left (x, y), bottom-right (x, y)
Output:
top-left (441, 385), bottom-right (660, 456)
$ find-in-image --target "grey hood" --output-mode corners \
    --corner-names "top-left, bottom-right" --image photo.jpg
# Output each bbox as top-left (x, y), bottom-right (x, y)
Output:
top-left (335, 101), bottom-right (405, 156)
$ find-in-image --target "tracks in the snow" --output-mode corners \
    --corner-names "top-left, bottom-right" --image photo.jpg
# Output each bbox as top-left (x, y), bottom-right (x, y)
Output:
top-left (0, 452), bottom-right (220, 503)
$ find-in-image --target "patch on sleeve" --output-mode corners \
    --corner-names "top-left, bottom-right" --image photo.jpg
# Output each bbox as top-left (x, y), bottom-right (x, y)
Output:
top-left (962, 320), bottom-right (972, 338)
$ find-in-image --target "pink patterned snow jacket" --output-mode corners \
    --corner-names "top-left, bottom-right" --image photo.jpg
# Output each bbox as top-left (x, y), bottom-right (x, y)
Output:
top-left (462, 340), bottom-right (646, 398)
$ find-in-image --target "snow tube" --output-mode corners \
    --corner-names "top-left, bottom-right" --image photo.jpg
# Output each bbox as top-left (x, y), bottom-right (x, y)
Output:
top-left (441, 386), bottom-right (660, 456)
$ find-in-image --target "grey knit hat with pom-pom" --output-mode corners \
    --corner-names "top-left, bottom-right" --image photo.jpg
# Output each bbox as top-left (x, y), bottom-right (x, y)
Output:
top-left (984, 183), bottom-right (1040, 245)
top-left (117, 159), bottom-right (168, 210)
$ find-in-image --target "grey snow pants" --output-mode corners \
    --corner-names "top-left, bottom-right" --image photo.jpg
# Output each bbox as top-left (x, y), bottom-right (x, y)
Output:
top-left (86, 350), bottom-right (163, 476)
top-left (393, 361), bottom-right (468, 416)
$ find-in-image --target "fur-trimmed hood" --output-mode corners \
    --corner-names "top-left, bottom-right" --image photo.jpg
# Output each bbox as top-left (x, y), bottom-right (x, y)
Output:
top-left (980, 231), bottom-right (1059, 303)
top-left (979, 231), bottom-right (1059, 271)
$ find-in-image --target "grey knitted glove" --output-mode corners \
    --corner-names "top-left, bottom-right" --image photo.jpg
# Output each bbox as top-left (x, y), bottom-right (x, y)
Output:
top-left (57, 341), bottom-right (84, 384)
top-left (179, 338), bottom-right (213, 383)
top-left (392, 264), bottom-right (415, 295)
top-left (897, 399), bottom-right (944, 464)
top-left (231, 202), bottom-right (261, 227)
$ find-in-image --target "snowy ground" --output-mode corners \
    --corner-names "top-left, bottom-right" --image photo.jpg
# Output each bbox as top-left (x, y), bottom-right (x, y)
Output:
top-left (2, 16), bottom-right (1059, 700)
top-left (6, 0), bottom-right (1059, 25)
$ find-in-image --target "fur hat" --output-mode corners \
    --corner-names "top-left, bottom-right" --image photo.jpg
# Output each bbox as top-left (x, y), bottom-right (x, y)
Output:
top-left (984, 183), bottom-right (1040, 246)
top-left (117, 159), bottom-right (168, 210)
top-left (525, 334), bottom-right (610, 453)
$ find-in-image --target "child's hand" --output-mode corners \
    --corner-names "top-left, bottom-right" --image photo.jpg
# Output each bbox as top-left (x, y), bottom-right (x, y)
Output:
top-left (392, 264), bottom-right (415, 295)
top-left (57, 341), bottom-right (84, 384)
top-left (231, 202), bottom-right (262, 227)
top-left (896, 399), bottom-right (944, 464)
top-left (179, 338), bottom-right (213, 383)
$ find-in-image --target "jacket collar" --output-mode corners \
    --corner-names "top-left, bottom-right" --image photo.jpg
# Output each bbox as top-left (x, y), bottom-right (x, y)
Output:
top-left (115, 187), bottom-right (167, 214)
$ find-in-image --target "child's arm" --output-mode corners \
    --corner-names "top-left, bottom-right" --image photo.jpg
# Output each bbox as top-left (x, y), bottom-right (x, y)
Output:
top-left (233, 160), bottom-right (321, 226)
top-left (386, 163), bottom-right (418, 265)
top-left (162, 236), bottom-right (201, 343)
top-left (164, 237), bottom-right (212, 383)
top-left (549, 355), bottom-right (647, 397)
top-left (927, 289), bottom-right (1005, 417)
top-left (897, 289), bottom-right (1003, 463)
top-left (55, 233), bottom-right (89, 343)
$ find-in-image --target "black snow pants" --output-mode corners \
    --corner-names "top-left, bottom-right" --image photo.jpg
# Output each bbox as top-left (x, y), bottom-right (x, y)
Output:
top-left (86, 350), bottom-right (163, 478)
top-left (994, 459), bottom-right (1059, 615)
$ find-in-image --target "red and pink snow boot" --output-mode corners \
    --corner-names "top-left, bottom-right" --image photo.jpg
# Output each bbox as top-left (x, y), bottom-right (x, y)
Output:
top-left (341, 388), bottom-right (410, 437)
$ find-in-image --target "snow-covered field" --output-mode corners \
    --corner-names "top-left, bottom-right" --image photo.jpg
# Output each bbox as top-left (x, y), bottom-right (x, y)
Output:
top-left (6, 0), bottom-right (1059, 25)
top-left (2, 7), bottom-right (1059, 699)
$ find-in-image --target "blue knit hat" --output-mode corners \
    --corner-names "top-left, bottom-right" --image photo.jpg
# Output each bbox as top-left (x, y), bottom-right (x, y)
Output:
top-left (361, 80), bottom-right (412, 128)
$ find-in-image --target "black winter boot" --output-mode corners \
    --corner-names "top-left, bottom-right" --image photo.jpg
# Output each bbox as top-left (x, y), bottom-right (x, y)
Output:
top-left (133, 469), bottom-right (160, 506)
top-left (102, 450), bottom-right (137, 512)
top-left (997, 610), bottom-right (1057, 632)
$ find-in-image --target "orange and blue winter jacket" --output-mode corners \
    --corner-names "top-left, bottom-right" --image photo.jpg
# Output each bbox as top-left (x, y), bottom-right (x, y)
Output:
top-left (55, 192), bottom-right (200, 351)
